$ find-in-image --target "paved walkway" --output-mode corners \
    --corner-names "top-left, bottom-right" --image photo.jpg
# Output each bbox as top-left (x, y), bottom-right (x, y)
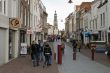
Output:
top-left (0, 43), bottom-right (59, 73)
top-left (54, 41), bottom-right (110, 73)
top-left (67, 42), bottom-right (110, 67)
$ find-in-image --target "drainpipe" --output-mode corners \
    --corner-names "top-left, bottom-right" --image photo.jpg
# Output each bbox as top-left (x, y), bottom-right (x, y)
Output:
top-left (29, 0), bottom-right (31, 45)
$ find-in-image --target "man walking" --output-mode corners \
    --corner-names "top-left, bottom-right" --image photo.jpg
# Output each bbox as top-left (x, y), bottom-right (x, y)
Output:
top-left (31, 41), bottom-right (36, 67)
top-left (72, 40), bottom-right (77, 60)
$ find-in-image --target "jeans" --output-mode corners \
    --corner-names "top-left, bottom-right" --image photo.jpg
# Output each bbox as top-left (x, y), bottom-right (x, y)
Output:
top-left (43, 54), bottom-right (50, 67)
top-left (31, 53), bottom-right (40, 67)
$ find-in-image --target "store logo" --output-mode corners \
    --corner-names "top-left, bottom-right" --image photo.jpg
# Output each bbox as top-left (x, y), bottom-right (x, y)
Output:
top-left (9, 18), bottom-right (21, 28)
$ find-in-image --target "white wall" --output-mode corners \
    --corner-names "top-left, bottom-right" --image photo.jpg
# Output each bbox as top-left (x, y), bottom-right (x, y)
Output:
top-left (0, 0), bottom-right (19, 65)
top-left (48, 27), bottom-right (54, 35)
top-left (0, 13), bottom-right (9, 65)
top-left (91, 1), bottom-right (100, 31)
top-left (107, 0), bottom-right (110, 29)
top-left (97, 1), bottom-right (107, 41)
top-left (0, 28), bottom-right (6, 65)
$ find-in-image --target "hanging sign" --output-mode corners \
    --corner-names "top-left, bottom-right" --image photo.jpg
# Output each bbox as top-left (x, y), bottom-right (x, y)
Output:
top-left (9, 18), bottom-right (21, 28)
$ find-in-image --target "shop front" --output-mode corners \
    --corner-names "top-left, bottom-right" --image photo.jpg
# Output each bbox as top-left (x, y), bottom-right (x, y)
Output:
top-left (0, 28), bottom-right (7, 65)
top-left (91, 31), bottom-right (99, 41)
top-left (9, 29), bottom-right (15, 60)
top-left (9, 18), bottom-right (20, 60)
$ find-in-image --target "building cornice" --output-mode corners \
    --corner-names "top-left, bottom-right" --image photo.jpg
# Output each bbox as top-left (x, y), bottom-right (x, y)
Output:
top-left (97, 0), bottom-right (108, 8)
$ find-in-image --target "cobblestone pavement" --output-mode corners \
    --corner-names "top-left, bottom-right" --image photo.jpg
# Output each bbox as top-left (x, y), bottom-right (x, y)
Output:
top-left (0, 43), bottom-right (59, 73)
top-left (54, 41), bottom-right (110, 73)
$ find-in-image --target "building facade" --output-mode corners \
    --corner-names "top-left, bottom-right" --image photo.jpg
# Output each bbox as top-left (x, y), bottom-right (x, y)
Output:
top-left (65, 12), bottom-right (74, 41)
top-left (0, 0), bottom-right (20, 65)
top-left (0, 0), bottom-right (48, 65)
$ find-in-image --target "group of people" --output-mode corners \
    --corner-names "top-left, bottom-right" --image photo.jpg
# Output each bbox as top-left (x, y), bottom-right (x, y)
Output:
top-left (30, 40), bottom-right (52, 67)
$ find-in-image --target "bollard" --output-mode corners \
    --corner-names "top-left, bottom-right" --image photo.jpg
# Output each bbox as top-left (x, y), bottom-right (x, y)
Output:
top-left (54, 52), bottom-right (56, 61)
top-left (73, 47), bottom-right (77, 60)
top-left (58, 45), bottom-right (62, 64)
top-left (91, 44), bottom-right (96, 61)
top-left (91, 48), bottom-right (95, 60)
top-left (73, 52), bottom-right (76, 60)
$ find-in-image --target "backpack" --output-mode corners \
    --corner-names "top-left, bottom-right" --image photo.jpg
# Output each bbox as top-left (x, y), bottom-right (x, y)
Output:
top-left (44, 46), bottom-right (52, 56)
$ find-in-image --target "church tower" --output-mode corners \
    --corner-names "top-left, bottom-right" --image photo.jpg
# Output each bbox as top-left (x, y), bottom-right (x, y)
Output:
top-left (54, 11), bottom-right (58, 29)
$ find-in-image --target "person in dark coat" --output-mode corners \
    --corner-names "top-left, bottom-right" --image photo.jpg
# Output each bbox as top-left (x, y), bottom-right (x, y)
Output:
top-left (30, 41), bottom-right (36, 66)
top-left (38, 40), bottom-right (43, 61)
top-left (72, 40), bottom-right (77, 52)
top-left (34, 43), bottom-right (40, 66)
top-left (43, 43), bottom-right (52, 67)
top-left (31, 41), bottom-right (40, 67)
top-left (106, 44), bottom-right (110, 57)
top-left (72, 40), bottom-right (77, 60)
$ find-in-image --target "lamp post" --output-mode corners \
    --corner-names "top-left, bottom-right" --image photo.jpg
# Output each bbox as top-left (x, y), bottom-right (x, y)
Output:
top-left (68, 0), bottom-right (73, 3)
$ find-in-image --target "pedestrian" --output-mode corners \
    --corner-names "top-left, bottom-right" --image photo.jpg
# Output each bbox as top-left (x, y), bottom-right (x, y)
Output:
top-left (30, 41), bottom-right (36, 67)
top-left (34, 42), bottom-right (40, 66)
top-left (77, 40), bottom-right (81, 52)
top-left (72, 40), bottom-right (77, 60)
top-left (91, 44), bottom-right (96, 60)
top-left (43, 43), bottom-right (52, 67)
top-left (61, 41), bottom-right (65, 55)
top-left (106, 44), bottom-right (110, 57)
top-left (72, 40), bottom-right (77, 52)
top-left (38, 40), bottom-right (43, 62)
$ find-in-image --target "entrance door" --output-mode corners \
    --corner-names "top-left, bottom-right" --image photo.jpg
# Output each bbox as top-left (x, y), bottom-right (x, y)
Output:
top-left (108, 33), bottom-right (110, 43)
top-left (9, 30), bottom-right (15, 60)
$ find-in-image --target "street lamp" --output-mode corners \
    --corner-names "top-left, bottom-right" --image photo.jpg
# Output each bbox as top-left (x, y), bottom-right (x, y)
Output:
top-left (68, 0), bottom-right (73, 3)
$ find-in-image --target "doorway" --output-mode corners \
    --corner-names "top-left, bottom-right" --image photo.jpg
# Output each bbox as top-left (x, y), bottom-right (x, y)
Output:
top-left (9, 29), bottom-right (15, 60)
top-left (108, 33), bottom-right (110, 43)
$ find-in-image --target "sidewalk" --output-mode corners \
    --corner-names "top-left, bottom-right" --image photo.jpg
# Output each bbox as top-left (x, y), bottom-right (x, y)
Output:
top-left (67, 42), bottom-right (110, 68)
top-left (0, 43), bottom-right (59, 73)
top-left (54, 41), bottom-right (110, 73)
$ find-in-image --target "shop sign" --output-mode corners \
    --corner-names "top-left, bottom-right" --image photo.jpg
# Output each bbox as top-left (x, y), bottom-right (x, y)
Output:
top-left (9, 18), bottom-right (21, 28)
top-left (20, 43), bottom-right (27, 55)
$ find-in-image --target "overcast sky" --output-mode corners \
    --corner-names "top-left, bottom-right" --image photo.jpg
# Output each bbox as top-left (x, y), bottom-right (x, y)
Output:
top-left (41, 0), bottom-right (94, 30)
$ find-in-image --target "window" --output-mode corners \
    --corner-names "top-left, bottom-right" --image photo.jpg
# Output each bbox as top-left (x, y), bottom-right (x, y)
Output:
top-left (4, 0), bottom-right (5, 14)
top-left (103, 13), bottom-right (105, 27)
top-left (95, 19), bottom-right (97, 29)
top-left (100, 14), bottom-right (102, 26)
top-left (0, 0), bottom-right (2, 12)
top-left (93, 19), bottom-right (94, 29)
top-left (34, 15), bottom-right (35, 27)
top-left (90, 20), bottom-right (92, 29)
